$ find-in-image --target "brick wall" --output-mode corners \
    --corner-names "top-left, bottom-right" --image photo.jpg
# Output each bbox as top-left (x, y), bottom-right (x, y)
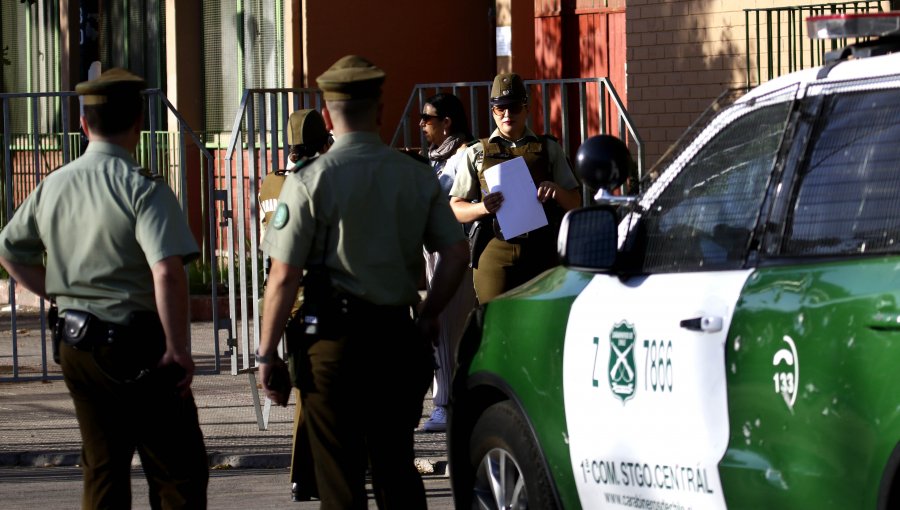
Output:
top-left (626, 0), bottom-right (891, 166)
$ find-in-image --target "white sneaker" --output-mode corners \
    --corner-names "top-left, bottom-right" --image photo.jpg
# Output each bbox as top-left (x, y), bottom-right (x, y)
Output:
top-left (421, 406), bottom-right (447, 432)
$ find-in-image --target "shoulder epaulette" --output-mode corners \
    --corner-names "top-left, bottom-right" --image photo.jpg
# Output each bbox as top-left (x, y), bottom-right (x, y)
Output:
top-left (466, 139), bottom-right (480, 147)
top-left (292, 155), bottom-right (318, 172)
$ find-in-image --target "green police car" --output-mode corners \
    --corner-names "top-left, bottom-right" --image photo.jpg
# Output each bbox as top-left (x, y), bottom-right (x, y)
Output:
top-left (449, 13), bottom-right (900, 510)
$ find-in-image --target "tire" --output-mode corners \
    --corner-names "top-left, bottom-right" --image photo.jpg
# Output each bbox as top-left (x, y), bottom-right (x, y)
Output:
top-left (468, 400), bottom-right (558, 510)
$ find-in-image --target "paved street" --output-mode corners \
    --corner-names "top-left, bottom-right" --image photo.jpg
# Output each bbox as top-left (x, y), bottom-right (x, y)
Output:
top-left (0, 466), bottom-right (455, 509)
top-left (0, 315), bottom-right (453, 507)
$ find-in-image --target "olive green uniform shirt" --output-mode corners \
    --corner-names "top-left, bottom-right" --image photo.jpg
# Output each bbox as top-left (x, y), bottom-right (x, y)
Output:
top-left (449, 127), bottom-right (579, 201)
top-left (263, 131), bottom-right (463, 307)
top-left (0, 141), bottom-right (199, 324)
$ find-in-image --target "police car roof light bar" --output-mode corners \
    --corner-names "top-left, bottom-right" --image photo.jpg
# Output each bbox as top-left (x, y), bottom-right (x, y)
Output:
top-left (807, 12), bottom-right (900, 40)
top-left (806, 12), bottom-right (900, 70)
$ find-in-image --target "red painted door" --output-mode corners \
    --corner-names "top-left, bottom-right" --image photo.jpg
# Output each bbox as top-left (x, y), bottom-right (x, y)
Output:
top-left (534, 1), bottom-right (626, 153)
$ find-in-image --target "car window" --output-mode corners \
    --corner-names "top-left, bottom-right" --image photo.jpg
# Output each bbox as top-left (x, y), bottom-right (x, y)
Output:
top-left (783, 88), bottom-right (900, 256)
top-left (639, 102), bottom-right (792, 273)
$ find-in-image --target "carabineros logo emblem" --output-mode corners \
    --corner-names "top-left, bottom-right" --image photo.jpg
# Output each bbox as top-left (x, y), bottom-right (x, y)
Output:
top-left (272, 203), bottom-right (289, 229)
top-left (609, 321), bottom-right (637, 403)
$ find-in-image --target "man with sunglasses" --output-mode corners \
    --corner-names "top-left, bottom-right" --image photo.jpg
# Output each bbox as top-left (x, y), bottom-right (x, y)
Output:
top-left (449, 72), bottom-right (581, 303)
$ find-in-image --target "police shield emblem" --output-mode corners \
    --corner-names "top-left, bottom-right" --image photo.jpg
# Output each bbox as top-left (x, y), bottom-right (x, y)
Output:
top-left (608, 321), bottom-right (637, 402)
top-left (272, 203), bottom-right (289, 229)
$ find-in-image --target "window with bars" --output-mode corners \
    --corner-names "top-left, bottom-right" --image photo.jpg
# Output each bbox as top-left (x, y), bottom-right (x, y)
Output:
top-left (98, 0), bottom-right (166, 89)
top-left (1, 0), bottom-right (166, 133)
top-left (1, 0), bottom-right (62, 134)
top-left (98, 0), bottom-right (166, 130)
top-left (202, 0), bottom-right (285, 135)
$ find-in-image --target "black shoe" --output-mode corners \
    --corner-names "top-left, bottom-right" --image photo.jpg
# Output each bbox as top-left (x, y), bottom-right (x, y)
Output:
top-left (291, 483), bottom-right (300, 502)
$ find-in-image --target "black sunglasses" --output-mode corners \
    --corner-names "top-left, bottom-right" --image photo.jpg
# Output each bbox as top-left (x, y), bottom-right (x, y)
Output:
top-left (420, 113), bottom-right (443, 123)
top-left (491, 103), bottom-right (525, 116)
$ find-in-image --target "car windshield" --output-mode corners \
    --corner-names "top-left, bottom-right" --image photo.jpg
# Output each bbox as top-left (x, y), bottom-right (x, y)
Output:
top-left (641, 88), bottom-right (747, 188)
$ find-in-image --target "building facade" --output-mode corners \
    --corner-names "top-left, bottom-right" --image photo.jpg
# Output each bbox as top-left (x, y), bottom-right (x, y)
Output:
top-left (3, 0), bottom-right (897, 179)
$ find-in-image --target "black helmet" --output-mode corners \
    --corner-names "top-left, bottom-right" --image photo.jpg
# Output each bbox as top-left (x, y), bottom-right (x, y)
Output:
top-left (575, 135), bottom-right (633, 192)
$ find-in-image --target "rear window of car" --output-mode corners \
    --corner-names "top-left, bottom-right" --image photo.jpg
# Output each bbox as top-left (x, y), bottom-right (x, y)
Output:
top-left (782, 88), bottom-right (900, 256)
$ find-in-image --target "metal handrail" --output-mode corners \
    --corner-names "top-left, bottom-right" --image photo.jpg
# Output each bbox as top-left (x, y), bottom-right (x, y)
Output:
top-left (391, 77), bottom-right (644, 180)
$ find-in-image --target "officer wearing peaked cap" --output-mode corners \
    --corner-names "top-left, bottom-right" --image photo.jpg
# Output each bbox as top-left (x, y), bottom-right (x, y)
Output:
top-left (449, 71), bottom-right (581, 303)
top-left (0, 68), bottom-right (208, 508)
top-left (259, 109), bottom-right (331, 233)
top-left (257, 108), bottom-right (331, 502)
top-left (257, 55), bottom-right (469, 509)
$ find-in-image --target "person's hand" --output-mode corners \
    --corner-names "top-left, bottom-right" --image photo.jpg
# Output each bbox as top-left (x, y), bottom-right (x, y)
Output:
top-left (482, 191), bottom-right (504, 214)
top-left (260, 357), bottom-right (291, 406)
top-left (537, 181), bottom-right (561, 203)
top-left (157, 348), bottom-right (194, 398)
top-left (416, 314), bottom-right (440, 346)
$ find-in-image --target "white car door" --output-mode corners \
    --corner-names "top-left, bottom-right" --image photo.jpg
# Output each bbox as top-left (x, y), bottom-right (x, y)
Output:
top-left (564, 270), bottom-right (751, 509)
top-left (562, 95), bottom-right (795, 509)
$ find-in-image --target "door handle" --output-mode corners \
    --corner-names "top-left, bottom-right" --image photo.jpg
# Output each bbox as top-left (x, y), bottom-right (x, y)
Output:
top-left (867, 312), bottom-right (900, 331)
top-left (679, 316), bottom-right (724, 332)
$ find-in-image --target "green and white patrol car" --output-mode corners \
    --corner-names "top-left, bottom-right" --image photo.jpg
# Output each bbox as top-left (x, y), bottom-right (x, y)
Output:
top-left (449, 13), bottom-right (900, 510)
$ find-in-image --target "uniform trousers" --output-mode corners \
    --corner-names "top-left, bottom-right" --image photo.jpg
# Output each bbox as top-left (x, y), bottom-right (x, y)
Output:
top-left (289, 388), bottom-right (318, 499)
top-left (59, 333), bottom-right (208, 510)
top-left (473, 229), bottom-right (559, 303)
top-left (296, 303), bottom-right (433, 510)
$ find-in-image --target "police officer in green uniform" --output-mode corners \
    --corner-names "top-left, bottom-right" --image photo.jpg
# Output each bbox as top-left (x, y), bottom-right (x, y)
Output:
top-left (259, 109), bottom-right (331, 233)
top-left (0, 68), bottom-right (208, 509)
top-left (449, 72), bottom-right (581, 303)
top-left (257, 108), bottom-right (331, 502)
top-left (256, 55), bottom-right (468, 509)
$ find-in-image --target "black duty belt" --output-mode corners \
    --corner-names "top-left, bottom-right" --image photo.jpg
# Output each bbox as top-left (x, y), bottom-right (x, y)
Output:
top-left (59, 310), bottom-right (163, 351)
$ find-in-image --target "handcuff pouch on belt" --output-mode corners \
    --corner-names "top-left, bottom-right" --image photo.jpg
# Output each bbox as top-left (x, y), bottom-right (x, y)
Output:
top-left (63, 309), bottom-right (93, 348)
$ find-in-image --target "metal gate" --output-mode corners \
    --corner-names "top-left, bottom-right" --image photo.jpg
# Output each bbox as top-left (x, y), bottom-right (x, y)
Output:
top-left (220, 78), bottom-right (638, 426)
top-left (0, 89), bottom-right (224, 382)
top-left (217, 87), bottom-right (324, 428)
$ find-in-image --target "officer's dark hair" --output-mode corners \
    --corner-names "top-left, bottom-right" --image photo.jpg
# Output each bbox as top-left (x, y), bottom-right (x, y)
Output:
top-left (425, 93), bottom-right (474, 142)
top-left (288, 143), bottom-right (319, 162)
top-left (83, 93), bottom-right (144, 136)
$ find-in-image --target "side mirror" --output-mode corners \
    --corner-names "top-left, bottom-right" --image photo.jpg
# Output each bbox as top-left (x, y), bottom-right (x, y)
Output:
top-left (558, 206), bottom-right (618, 272)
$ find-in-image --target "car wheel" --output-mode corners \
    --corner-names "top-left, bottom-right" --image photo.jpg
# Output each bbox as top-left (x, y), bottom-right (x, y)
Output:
top-left (469, 401), bottom-right (558, 510)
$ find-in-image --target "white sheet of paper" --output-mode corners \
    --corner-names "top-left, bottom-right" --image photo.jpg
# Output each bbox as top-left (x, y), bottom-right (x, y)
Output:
top-left (483, 156), bottom-right (548, 239)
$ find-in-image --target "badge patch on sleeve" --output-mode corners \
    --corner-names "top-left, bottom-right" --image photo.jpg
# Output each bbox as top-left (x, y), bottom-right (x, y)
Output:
top-left (272, 203), bottom-right (289, 229)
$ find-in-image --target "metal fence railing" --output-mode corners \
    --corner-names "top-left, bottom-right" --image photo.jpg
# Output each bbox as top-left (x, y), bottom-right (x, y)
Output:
top-left (0, 90), bottom-right (224, 382)
top-left (744, 1), bottom-right (891, 88)
top-left (392, 78), bottom-right (644, 187)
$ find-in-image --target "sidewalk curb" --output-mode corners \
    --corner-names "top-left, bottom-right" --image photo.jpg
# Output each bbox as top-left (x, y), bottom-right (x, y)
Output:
top-left (0, 451), bottom-right (448, 476)
top-left (0, 451), bottom-right (82, 467)
top-left (209, 453), bottom-right (290, 469)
